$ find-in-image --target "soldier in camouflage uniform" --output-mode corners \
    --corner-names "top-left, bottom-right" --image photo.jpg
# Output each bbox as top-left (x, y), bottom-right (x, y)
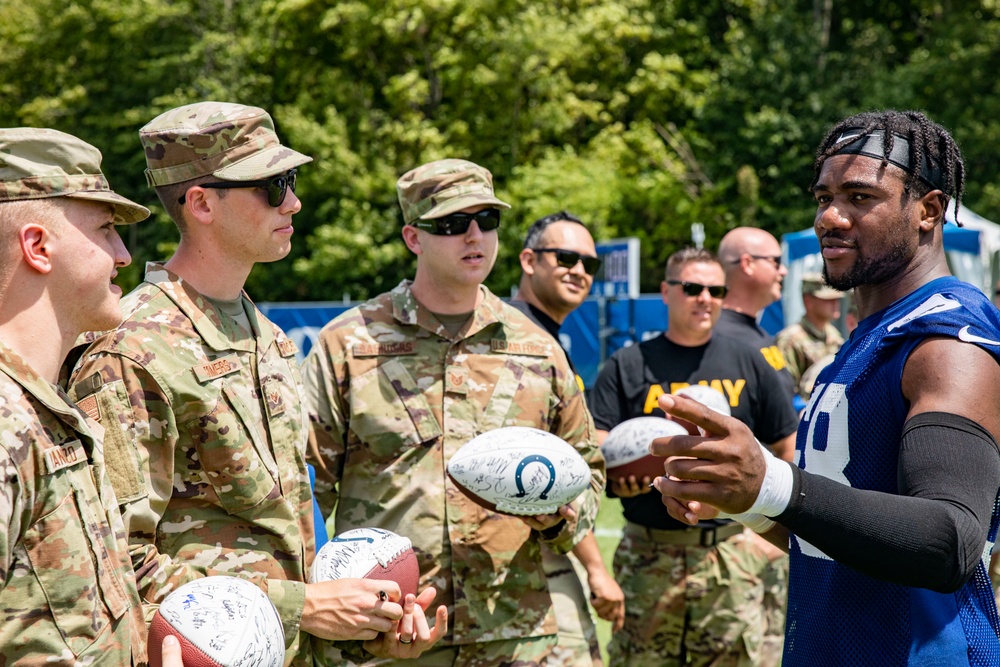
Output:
top-left (303, 159), bottom-right (606, 666)
top-left (0, 128), bottom-right (149, 665)
top-left (67, 102), bottom-right (433, 667)
top-left (775, 272), bottom-right (846, 401)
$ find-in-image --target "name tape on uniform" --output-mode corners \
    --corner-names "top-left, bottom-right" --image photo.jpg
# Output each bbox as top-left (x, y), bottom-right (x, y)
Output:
top-left (193, 354), bottom-right (244, 383)
top-left (44, 440), bottom-right (85, 474)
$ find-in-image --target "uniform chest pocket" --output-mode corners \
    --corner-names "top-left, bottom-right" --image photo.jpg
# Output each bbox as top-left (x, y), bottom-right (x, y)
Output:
top-left (479, 358), bottom-right (558, 432)
top-left (23, 471), bottom-right (129, 654)
top-left (186, 383), bottom-right (279, 515)
top-left (260, 373), bottom-right (308, 459)
top-left (348, 358), bottom-right (442, 461)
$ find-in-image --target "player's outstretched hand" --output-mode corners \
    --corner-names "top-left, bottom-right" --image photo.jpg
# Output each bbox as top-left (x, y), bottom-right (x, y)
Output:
top-left (365, 587), bottom-right (449, 659)
top-left (302, 578), bottom-right (403, 641)
top-left (521, 502), bottom-right (576, 532)
top-left (609, 474), bottom-right (654, 497)
top-left (650, 393), bottom-right (767, 521)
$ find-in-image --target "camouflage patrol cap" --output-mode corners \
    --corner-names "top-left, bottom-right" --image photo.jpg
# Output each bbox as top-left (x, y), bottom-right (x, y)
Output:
top-left (396, 158), bottom-right (510, 225)
top-left (0, 128), bottom-right (150, 224)
top-left (139, 101), bottom-right (312, 187)
top-left (802, 272), bottom-right (845, 300)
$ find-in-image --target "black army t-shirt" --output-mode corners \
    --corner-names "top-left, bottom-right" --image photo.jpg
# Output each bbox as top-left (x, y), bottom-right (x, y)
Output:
top-left (589, 333), bottom-right (799, 530)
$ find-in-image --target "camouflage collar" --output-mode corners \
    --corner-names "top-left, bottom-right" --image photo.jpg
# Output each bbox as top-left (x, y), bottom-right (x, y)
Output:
top-left (800, 316), bottom-right (840, 343)
top-left (0, 339), bottom-right (96, 438)
top-left (143, 262), bottom-right (274, 353)
top-left (389, 280), bottom-right (510, 339)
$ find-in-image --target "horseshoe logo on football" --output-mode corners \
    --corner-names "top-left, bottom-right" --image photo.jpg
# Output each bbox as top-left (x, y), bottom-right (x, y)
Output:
top-left (514, 454), bottom-right (556, 499)
top-left (332, 535), bottom-right (375, 544)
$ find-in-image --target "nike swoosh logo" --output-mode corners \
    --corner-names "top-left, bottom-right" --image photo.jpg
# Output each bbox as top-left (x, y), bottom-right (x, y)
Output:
top-left (958, 325), bottom-right (1000, 346)
top-left (887, 294), bottom-right (961, 332)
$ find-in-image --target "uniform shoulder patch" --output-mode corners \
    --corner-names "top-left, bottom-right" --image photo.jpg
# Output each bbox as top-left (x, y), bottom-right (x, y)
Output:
top-left (277, 338), bottom-right (298, 358)
top-left (76, 394), bottom-right (101, 422)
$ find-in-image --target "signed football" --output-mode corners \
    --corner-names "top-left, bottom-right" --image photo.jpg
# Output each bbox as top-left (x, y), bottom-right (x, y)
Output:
top-left (674, 384), bottom-right (732, 435)
top-left (447, 426), bottom-right (591, 516)
top-left (601, 416), bottom-right (688, 481)
top-left (147, 576), bottom-right (284, 667)
top-left (310, 527), bottom-right (419, 598)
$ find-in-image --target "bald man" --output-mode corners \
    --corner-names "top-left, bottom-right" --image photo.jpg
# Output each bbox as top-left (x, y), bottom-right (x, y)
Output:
top-left (716, 227), bottom-right (797, 431)
top-left (712, 227), bottom-right (798, 664)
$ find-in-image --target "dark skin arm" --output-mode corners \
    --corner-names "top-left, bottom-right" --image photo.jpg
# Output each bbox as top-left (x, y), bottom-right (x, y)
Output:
top-left (651, 337), bottom-right (1000, 553)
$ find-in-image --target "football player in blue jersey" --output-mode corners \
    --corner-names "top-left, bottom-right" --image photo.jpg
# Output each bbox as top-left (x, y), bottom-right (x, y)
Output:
top-left (651, 110), bottom-right (1000, 667)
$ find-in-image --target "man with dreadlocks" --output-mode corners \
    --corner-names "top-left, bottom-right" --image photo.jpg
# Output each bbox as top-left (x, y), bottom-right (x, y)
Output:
top-left (649, 109), bottom-right (1000, 666)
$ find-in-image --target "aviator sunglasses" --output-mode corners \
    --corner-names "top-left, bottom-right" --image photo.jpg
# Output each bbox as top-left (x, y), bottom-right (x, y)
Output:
top-left (412, 208), bottom-right (502, 235)
top-left (667, 280), bottom-right (729, 299)
top-left (532, 248), bottom-right (602, 276)
top-left (178, 168), bottom-right (298, 208)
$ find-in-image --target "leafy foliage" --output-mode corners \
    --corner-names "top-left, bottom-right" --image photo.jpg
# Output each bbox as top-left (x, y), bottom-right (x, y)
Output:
top-left (3, 0), bottom-right (999, 299)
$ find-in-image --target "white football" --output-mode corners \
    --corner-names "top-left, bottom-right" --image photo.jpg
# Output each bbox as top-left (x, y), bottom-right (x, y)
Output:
top-left (310, 527), bottom-right (420, 598)
top-left (147, 576), bottom-right (284, 667)
top-left (674, 385), bottom-right (732, 435)
top-left (447, 426), bottom-right (591, 516)
top-left (674, 384), bottom-right (732, 417)
top-left (601, 416), bottom-right (688, 479)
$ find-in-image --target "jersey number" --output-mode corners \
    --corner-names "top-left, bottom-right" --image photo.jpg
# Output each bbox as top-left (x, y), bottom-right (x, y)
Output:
top-left (797, 382), bottom-right (851, 560)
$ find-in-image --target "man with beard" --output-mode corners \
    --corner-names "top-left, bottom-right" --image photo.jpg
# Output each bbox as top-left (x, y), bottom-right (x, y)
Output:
top-left (653, 110), bottom-right (1000, 667)
top-left (513, 211), bottom-right (625, 662)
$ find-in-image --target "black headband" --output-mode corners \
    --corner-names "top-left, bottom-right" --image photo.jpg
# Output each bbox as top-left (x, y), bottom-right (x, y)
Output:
top-left (831, 128), bottom-right (945, 192)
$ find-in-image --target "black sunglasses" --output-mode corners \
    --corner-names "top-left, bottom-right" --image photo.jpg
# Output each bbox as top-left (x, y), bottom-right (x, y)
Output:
top-left (749, 254), bottom-right (782, 269)
top-left (667, 280), bottom-right (729, 299)
top-left (412, 208), bottom-right (502, 235)
top-left (532, 248), bottom-right (602, 276)
top-left (178, 169), bottom-right (297, 208)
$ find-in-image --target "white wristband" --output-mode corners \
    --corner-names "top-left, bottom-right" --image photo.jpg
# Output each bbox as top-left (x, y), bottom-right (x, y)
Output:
top-left (718, 511), bottom-right (776, 534)
top-left (747, 440), bottom-right (794, 518)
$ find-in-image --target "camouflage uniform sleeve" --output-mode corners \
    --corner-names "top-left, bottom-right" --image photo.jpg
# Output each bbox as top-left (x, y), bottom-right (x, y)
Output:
top-left (72, 350), bottom-right (307, 640)
top-left (302, 331), bottom-right (346, 520)
top-left (776, 327), bottom-right (808, 387)
top-left (540, 353), bottom-right (605, 554)
top-left (0, 449), bottom-right (21, 583)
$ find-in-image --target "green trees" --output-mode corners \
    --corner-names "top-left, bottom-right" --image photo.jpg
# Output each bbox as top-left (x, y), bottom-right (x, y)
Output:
top-left (3, 0), bottom-right (998, 299)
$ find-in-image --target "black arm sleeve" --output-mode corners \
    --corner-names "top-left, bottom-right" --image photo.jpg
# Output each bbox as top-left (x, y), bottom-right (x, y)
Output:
top-left (776, 412), bottom-right (1000, 593)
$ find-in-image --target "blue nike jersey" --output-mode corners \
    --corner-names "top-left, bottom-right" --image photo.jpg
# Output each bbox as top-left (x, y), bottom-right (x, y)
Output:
top-left (788, 277), bottom-right (1000, 666)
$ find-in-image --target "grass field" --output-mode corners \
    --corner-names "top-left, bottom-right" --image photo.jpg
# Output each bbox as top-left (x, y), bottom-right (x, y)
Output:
top-left (591, 497), bottom-right (627, 664)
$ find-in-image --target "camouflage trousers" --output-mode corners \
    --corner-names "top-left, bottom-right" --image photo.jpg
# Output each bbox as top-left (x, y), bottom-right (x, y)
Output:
top-left (607, 522), bottom-right (786, 667)
top-left (542, 545), bottom-right (603, 666)
top-left (331, 635), bottom-right (559, 666)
